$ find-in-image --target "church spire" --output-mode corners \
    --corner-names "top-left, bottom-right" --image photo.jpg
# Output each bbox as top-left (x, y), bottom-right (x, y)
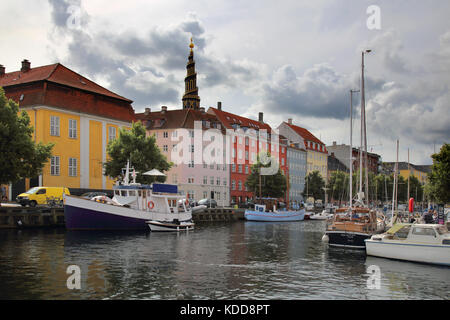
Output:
top-left (182, 37), bottom-right (200, 109)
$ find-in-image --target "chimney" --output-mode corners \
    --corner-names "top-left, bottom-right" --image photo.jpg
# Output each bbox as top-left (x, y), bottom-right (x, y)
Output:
top-left (0, 65), bottom-right (5, 76)
top-left (199, 107), bottom-right (205, 113)
top-left (217, 101), bottom-right (222, 110)
top-left (21, 59), bottom-right (31, 72)
top-left (288, 118), bottom-right (292, 124)
top-left (144, 108), bottom-right (151, 115)
top-left (258, 112), bottom-right (264, 123)
top-left (161, 106), bottom-right (167, 113)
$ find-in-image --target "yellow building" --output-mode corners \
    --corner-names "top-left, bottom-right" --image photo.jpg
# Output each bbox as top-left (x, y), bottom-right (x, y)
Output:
top-left (0, 60), bottom-right (135, 198)
top-left (384, 162), bottom-right (430, 185)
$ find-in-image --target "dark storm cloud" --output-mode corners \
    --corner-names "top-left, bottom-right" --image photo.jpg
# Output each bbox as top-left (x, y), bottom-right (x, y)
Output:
top-left (46, 0), bottom-right (259, 109)
top-left (260, 64), bottom-right (384, 120)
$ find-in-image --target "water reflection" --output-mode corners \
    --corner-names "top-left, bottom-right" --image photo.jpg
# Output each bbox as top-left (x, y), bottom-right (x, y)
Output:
top-left (0, 221), bottom-right (448, 300)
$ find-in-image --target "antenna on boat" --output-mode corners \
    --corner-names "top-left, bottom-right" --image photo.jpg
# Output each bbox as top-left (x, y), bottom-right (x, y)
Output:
top-left (350, 89), bottom-right (360, 211)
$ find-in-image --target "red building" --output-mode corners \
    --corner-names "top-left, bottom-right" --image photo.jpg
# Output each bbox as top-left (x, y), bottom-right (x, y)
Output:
top-left (208, 106), bottom-right (283, 204)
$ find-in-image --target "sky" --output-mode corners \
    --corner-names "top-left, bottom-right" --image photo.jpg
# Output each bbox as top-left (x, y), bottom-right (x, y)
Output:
top-left (1, 0), bottom-right (449, 165)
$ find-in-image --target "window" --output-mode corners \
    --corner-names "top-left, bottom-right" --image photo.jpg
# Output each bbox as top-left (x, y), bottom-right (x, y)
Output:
top-left (412, 227), bottom-right (436, 236)
top-left (210, 176), bottom-right (214, 185)
top-left (203, 176), bottom-right (208, 184)
top-left (172, 174), bottom-right (178, 184)
top-left (223, 178), bottom-right (227, 186)
top-left (51, 156), bottom-right (60, 176)
top-left (190, 144), bottom-right (194, 153)
top-left (50, 116), bottom-right (60, 136)
top-left (163, 145), bottom-right (168, 152)
top-left (68, 119), bottom-right (77, 139)
top-left (245, 165), bottom-right (249, 174)
top-left (216, 177), bottom-right (221, 185)
top-left (203, 191), bottom-right (208, 199)
top-left (245, 137), bottom-right (249, 146)
top-left (232, 180), bottom-right (236, 190)
top-left (188, 160), bottom-right (194, 168)
top-left (238, 165), bottom-right (243, 173)
top-left (189, 130), bottom-right (194, 138)
top-left (188, 177), bottom-right (194, 184)
top-left (68, 158), bottom-right (77, 177)
top-left (172, 144), bottom-right (177, 152)
top-left (232, 164), bottom-right (236, 172)
top-left (163, 131), bottom-right (168, 138)
top-left (108, 126), bottom-right (116, 142)
top-left (238, 180), bottom-right (242, 191)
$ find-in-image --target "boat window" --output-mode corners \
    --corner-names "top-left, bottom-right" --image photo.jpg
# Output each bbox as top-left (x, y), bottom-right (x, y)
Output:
top-left (120, 190), bottom-right (127, 197)
top-left (114, 190), bottom-right (120, 196)
top-left (128, 191), bottom-right (136, 196)
top-left (394, 225), bottom-right (411, 239)
top-left (138, 190), bottom-right (142, 197)
top-left (412, 227), bottom-right (436, 237)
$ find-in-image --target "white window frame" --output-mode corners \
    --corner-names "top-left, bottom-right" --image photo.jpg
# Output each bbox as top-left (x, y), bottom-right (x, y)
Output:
top-left (68, 119), bottom-right (77, 139)
top-left (51, 156), bottom-right (60, 176)
top-left (108, 126), bottom-right (117, 142)
top-left (50, 116), bottom-right (60, 136)
top-left (68, 158), bottom-right (77, 177)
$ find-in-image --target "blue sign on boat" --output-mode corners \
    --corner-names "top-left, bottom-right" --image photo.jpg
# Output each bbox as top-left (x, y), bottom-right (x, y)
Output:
top-left (152, 183), bottom-right (178, 194)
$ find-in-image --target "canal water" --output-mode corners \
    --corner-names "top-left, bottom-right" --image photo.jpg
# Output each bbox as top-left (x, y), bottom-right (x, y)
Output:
top-left (0, 220), bottom-right (448, 300)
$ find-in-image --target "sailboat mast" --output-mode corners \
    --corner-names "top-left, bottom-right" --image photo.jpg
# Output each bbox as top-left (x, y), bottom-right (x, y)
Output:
top-left (361, 51), bottom-right (370, 207)
top-left (350, 90), bottom-right (353, 208)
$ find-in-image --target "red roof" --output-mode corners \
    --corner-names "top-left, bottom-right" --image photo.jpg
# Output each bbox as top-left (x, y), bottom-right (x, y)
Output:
top-left (285, 122), bottom-right (327, 153)
top-left (208, 107), bottom-right (273, 132)
top-left (0, 63), bottom-right (132, 103)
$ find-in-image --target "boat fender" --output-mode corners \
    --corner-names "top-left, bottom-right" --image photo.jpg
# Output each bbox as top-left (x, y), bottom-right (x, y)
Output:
top-left (148, 201), bottom-right (154, 209)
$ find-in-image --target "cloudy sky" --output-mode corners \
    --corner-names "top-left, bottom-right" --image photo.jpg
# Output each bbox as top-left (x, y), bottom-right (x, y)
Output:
top-left (1, 0), bottom-right (449, 165)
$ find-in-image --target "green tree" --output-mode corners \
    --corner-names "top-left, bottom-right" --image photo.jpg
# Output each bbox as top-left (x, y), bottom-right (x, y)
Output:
top-left (0, 87), bottom-right (54, 186)
top-left (103, 121), bottom-right (172, 184)
top-left (425, 143), bottom-right (450, 203)
top-left (326, 171), bottom-right (348, 205)
top-left (302, 171), bottom-right (325, 201)
top-left (245, 152), bottom-right (287, 199)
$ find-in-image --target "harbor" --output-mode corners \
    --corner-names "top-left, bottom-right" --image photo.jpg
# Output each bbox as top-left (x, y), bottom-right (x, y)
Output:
top-left (0, 220), bottom-right (448, 300)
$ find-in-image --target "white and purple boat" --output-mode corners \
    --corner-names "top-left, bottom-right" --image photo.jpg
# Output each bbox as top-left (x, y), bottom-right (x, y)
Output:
top-left (64, 162), bottom-right (193, 231)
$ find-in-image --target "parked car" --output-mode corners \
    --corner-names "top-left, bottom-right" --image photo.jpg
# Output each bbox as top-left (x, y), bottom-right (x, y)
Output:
top-left (16, 187), bottom-right (70, 207)
top-left (197, 198), bottom-right (217, 208)
top-left (81, 192), bottom-right (108, 199)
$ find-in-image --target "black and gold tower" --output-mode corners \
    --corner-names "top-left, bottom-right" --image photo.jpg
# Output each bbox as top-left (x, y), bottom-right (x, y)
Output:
top-left (182, 38), bottom-right (200, 109)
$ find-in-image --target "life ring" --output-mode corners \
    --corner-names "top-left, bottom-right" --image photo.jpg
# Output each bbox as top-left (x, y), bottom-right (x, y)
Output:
top-left (148, 201), bottom-right (154, 209)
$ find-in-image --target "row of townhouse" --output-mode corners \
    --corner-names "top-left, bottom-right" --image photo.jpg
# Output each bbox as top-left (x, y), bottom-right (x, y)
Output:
top-left (0, 41), bottom-right (329, 204)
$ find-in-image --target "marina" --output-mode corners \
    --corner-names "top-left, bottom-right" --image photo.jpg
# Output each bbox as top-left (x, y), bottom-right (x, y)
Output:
top-left (0, 220), bottom-right (448, 300)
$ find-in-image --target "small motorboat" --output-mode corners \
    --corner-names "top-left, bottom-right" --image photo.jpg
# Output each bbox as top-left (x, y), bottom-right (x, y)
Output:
top-left (310, 207), bottom-right (335, 220)
top-left (146, 220), bottom-right (194, 232)
top-left (365, 223), bottom-right (450, 266)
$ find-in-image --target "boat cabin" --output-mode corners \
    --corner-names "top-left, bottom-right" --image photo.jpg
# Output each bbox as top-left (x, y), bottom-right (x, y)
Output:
top-left (383, 223), bottom-right (450, 244)
top-left (113, 183), bottom-right (189, 214)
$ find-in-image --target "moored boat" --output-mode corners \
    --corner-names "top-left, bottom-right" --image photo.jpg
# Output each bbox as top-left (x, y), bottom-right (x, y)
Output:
top-left (64, 161), bottom-right (194, 231)
top-left (245, 202), bottom-right (305, 222)
top-left (146, 220), bottom-right (194, 232)
top-left (365, 223), bottom-right (450, 266)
